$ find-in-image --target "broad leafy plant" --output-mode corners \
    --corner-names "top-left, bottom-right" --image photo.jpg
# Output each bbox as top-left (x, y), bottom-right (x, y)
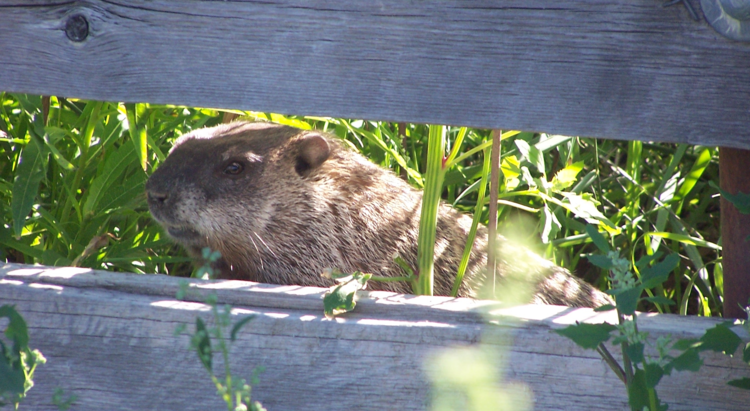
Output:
top-left (556, 226), bottom-right (749, 411)
top-left (0, 305), bottom-right (46, 410)
top-left (175, 250), bottom-right (266, 411)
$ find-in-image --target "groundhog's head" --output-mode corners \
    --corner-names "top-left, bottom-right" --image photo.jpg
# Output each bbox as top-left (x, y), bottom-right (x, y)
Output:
top-left (145, 121), bottom-right (334, 266)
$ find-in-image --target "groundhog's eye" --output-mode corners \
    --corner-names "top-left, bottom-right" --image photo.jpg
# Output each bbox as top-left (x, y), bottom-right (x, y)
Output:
top-left (223, 162), bottom-right (244, 175)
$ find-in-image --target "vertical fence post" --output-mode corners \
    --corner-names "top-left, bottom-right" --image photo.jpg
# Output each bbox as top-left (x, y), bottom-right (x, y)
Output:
top-left (719, 147), bottom-right (750, 319)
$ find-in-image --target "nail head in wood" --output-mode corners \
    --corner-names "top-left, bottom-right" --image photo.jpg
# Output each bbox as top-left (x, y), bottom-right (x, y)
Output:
top-left (701, 0), bottom-right (750, 41)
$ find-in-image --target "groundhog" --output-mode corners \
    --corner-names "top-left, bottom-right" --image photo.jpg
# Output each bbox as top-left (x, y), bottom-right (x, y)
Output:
top-left (146, 121), bottom-right (611, 307)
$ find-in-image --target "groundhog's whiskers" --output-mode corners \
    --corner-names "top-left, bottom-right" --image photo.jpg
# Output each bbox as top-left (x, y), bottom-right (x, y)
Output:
top-left (247, 232), bottom-right (264, 271)
top-left (252, 231), bottom-right (278, 259)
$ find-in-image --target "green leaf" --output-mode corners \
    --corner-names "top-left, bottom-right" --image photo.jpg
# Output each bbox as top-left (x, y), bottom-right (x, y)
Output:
top-left (635, 251), bottom-right (662, 271)
top-left (540, 206), bottom-right (561, 244)
top-left (593, 304), bottom-right (616, 312)
top-left (554, 322), bottom-right (616, 349)
top-left (268, 112), bottom-right (312, 130)
top-left (323, 272), bottom-right (371, 318)
top-left (393, 256), bottom-right (414, 278)
top-left (125, 103), bottom-right (148, 171)
top-left (13, 94), bottom-right (42, 115)
top-left (728, 377), bottom-right (750, 390)
top-left (0, 305), bottom-right (30, 396)
top-left (82, 143), bottom-right (137, 216)
top-left (625, 342), bottom-right (645, 364)
top-left (551, 161), bottom-right (584, 191)
top-left (672, 338), bottom-right (699, 351)
top-left (616, 287), bottom-right (642, 316)
top-left (697, 322), bottom-right (741, 355)
top-left (640, 254), bottom-right (680, 289)
top-left (585, 225), bottom-right (611, 253)
top-left (743, 342), bottom-right (750, 365)
top-left (0, 305), bottom-right (29, 348)
top-left (501, 155), bottom-right (521, 191)
top-left (628, 368), bottom-right (667, 411)
top-left (644, 363), bottom-right (665, 389)
top-left (514, 139), bottom-right (545, 174)
top-left (627, 368), bottom-right (648, 411)
top-left (338, 119), bottom-right (423, 186)
top-left (520, 166), bottom-right (536, 189)
top-left (646, 231), bottom-right (721, 251)
top-left (675, 148), bottom-right (711, 203)
top-left (669, 348), bottom-right (702, 372)
top-left (35, 125), bottom-right (75, 171)
top-left (558, 193), bottom-right (618, 231)
top-left (96, 171), bottom-right (147, 212)
top-left (716, 186), bottom-right (750, 214)
top-left (414, 125), bottom-right (446, 296)
top-left (0, 227), bottom-right (46, 261)
top-left (11, 136), bottom-right (47, 238)
top-left (230, 315), bottom-right (256, 341)
top-left (193, 317), bottom-right (212, 372)
top-left (0, 355), bottom-right (25, 395)
top-left (586, 254), bottom-right (613, 270)
top-left (641, 296), bottom-right (675, 306)
top-left (535, 134), bottom-right (572, 152)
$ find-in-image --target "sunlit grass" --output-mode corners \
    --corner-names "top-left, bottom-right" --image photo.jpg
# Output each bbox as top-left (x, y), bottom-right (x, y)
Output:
top-left (0, 94), bottom-right (722, 315)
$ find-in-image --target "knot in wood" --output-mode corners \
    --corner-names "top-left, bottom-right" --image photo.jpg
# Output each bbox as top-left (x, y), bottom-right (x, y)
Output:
top-left (65, 14), bottom-right (89, 42)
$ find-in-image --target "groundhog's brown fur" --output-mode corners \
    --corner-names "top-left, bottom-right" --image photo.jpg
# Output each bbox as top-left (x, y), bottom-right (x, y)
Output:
top-left (146, 121), bottom-right (611, 307)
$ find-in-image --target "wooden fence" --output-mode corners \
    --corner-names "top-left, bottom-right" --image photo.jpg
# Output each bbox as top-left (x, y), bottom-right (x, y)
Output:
top-left (2, 1), bottom-right (750, 409)
top-left (2, 263), bottom-right (749, 410)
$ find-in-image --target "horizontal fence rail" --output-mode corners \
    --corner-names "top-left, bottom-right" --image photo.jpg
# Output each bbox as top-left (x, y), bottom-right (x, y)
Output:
top-left (0, 1), bottom-right (749, 148)
top-left (1, 264), bottom-right (749, 411)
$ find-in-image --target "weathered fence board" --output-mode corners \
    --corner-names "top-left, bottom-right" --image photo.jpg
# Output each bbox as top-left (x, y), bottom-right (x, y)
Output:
top-left (1, 0), bottom-right (749, 148)
top-left (1, 263), bottom-right (748, 411)
top-left (2, 1), bottom-right (750, 407)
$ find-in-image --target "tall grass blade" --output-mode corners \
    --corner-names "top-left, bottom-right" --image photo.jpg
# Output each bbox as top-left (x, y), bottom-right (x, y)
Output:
top-left (83, 143), bottom-right (138, 216)
top-left (37, 126), bottom-right (75, 171)
top-left (447, 130), bottom-right (519, 167)
top-left (535, 134), bottom-right (573, 152)
top-left (125, 103), bottom-right (148, 171)
top-left (416, 125), bottom-right (446, 296)
top-left (648, 145), bottom-right (685, 253)
top-left (674, 148), bottom-right (711, 213)
top-left (97, 172), bottom-right (147, 212)
top-left (646, 232), bottom-right (721, 251)
top-left (452, 146), bottom-right (492, 297)
top-left (11, 136), bottom-right (47, 238)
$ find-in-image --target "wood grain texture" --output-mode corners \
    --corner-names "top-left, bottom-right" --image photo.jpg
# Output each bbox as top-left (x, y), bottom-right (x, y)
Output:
top-left (0, 1), bottom-right (749, 148)
top-left (2, 263), bottom-right (749, 411)
top-left (720, 147), bottom-right (750, 319)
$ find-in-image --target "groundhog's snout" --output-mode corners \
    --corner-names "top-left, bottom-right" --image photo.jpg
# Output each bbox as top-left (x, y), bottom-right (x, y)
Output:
top-left (145, 176), bottom-right (171, 213)
top-left (146, 181), bottom-right (203, 243)
top-left (145, 185), bottom-right (171, 226)
top-left (145, 174), bottom-right (179, 223)
top-left (146, 188), bottom-right (169, 207)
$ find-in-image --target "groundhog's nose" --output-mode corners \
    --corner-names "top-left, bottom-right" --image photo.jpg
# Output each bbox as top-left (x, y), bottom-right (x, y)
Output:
top-left (147, 190), bottom-right (169, 205)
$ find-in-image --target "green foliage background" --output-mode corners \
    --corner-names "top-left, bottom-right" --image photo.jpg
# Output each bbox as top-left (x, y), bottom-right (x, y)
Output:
top-left (0, 93), bottom-right (723, 316)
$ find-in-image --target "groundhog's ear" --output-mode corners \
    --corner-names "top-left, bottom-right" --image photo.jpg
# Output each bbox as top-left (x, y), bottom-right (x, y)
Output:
top-left (295, 133), bottom-right (330, 176)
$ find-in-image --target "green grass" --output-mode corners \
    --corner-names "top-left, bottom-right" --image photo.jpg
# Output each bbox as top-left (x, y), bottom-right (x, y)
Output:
top-left (0, 93), bottom-right (723, 316)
